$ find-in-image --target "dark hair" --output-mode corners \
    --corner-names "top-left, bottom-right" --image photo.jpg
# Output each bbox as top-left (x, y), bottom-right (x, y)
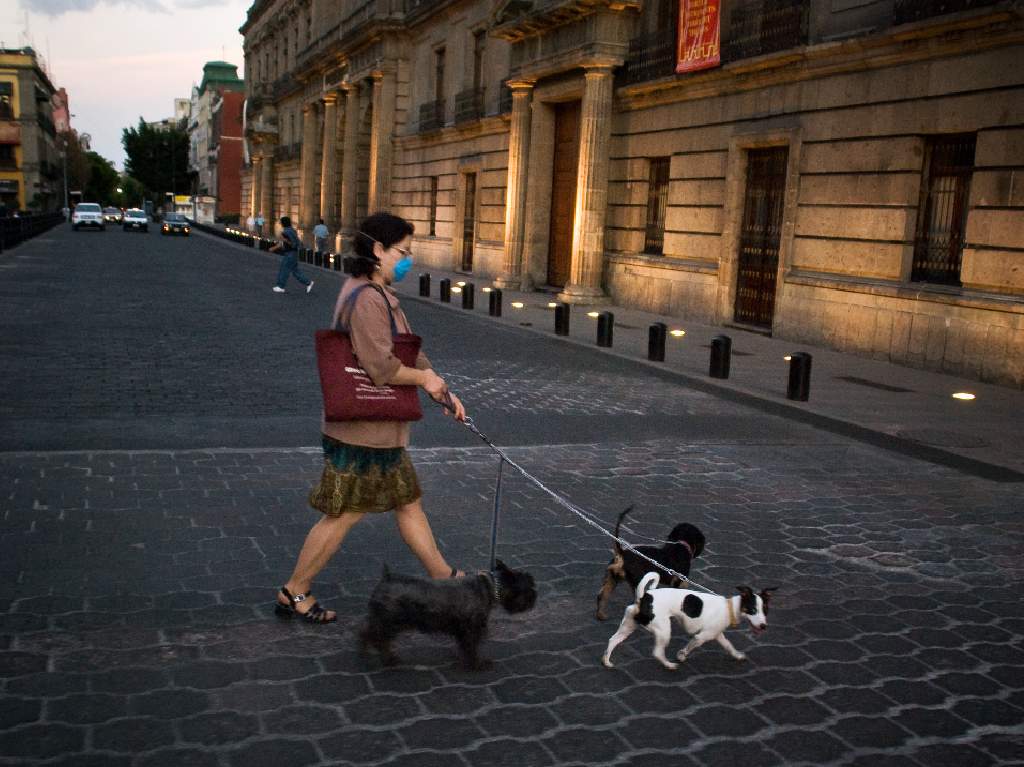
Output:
top-left (280, 216), bottom-right (291, 227)
top-left (350, 212), bottom-right (414, 278)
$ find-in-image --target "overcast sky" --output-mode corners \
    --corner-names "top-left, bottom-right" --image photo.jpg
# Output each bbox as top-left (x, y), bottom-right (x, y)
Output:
top-left (5, 0), bottom-right (251, 170)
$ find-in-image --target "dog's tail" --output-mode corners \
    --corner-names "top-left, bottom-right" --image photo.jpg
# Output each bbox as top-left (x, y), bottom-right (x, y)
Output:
top-left (634, 571), bottom-right (659, 626)
top-left (612, 505), bottom-right (634, 554)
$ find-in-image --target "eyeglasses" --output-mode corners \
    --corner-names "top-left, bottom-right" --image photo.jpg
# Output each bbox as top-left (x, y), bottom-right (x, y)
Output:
top-left (391, 245), bottom-right (413, 258)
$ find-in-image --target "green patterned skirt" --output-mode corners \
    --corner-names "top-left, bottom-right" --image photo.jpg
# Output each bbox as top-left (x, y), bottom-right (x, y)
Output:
top-left (309, 436), bottom-right (422, 516)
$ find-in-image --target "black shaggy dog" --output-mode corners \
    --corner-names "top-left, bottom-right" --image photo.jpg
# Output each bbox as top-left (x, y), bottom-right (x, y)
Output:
top-left (359, 560), bottom-right (537, 670)
top-left (595, 506), bottom-right (706, 620)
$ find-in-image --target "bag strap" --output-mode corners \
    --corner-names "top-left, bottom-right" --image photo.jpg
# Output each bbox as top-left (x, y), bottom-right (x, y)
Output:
top-left (337, 283), bottom-right (399, 336)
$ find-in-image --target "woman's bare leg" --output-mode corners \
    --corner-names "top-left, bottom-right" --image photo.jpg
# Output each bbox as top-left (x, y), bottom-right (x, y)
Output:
top-left (394, 497), bottom-right (458, 578)
top-left (281, 511), bottom-right (365, 616)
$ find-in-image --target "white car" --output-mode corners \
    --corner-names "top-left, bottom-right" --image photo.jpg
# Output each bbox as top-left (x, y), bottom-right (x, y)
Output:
top-left (122, 208), bottom-right (149, 232)
top-left (72, 202), bottom-right (105, 231)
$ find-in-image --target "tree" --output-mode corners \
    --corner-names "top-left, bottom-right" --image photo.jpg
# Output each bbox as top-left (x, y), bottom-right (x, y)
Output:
top-left (112, 176), bottom-right (146, 209)
top-left (82, 151), bottom-right (119, 204)
top-left (122, 118), bottom-right (190, 202)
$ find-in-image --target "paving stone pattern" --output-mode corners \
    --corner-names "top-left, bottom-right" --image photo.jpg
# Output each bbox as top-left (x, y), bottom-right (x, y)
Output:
top-left (1, 227), bottom-right (1022, 765)
top-left (1, 440), bottom-right (1022, 766)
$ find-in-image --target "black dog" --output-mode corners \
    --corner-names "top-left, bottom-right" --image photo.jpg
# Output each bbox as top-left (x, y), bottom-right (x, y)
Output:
top-left (358, 560), bottom-right (537, 670)
top-left (595, 506), bottom-right (706, 620)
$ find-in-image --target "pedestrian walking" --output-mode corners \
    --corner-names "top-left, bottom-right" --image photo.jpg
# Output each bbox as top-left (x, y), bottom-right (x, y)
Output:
top-left (274, 211), bottom-right (467, 623)
top-left (246, 213), bottom-right (255, 234)
top-left (313, 218), bottom-right (329, 254)
top-left (255, 212), bottom-right (265, 237)
top-left (270, 216), bottom-right (313, 294)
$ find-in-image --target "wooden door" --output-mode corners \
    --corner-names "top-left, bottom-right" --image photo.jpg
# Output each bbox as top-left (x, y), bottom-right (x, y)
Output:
top-left (461, 172), bottom-right (476, 271)
top-left (546, 101), bottom-right (580, 288)
top-left (734, 147), bottom-right (788, 328)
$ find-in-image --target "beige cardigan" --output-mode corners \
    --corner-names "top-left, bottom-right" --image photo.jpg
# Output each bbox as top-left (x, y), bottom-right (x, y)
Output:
top-left (321, 277), bottom-right (431, 448)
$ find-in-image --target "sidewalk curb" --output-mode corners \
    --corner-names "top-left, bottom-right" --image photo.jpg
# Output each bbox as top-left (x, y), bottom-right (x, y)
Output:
top-left (194, 230), bottom-right (1022, 483)
top-left (401, 291), bottom-right (1024, 484)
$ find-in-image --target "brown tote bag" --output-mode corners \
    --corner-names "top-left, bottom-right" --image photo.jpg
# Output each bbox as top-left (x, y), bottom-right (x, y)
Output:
top-left (315, 283), bottom-right (424, 422)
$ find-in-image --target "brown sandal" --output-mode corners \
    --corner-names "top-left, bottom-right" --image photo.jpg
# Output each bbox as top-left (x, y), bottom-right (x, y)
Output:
top-left (274, 586), bottom-right (336, 624)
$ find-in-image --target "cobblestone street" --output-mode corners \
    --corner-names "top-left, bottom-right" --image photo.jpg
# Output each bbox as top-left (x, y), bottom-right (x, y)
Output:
top-left (1, 227), bottom-right (1022, 766)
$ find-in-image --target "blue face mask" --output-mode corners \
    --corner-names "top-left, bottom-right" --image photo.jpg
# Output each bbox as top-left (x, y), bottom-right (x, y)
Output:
top-left (393, 255), bottom-right (413, 282)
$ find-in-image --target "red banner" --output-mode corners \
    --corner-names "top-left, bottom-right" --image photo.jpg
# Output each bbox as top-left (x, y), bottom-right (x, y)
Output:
top-left (676, 0), bottom-right (721, 74)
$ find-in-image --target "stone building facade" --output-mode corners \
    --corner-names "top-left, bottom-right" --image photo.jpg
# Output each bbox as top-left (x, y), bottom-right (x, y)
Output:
top-left (0, 48), bottom-right (61, 213)
top-left (241, 0), bottom-right (1024, 386)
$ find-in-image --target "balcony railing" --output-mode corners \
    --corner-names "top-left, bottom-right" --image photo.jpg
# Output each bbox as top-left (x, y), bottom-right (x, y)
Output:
top-left (893, 0), bottom-right (1002, 24)
top-left (498, 84), bottom-right (513, 115)
top-left (418, 99), bottom-right (446, 132)
top-left (618, 27), bottom-right (677, 86)
top-left (272, 73), bottom-right (299, 101)
top-left (273, 143), bottom-right (301, 162)
top-left (722, 0), bottom-right (808, 63)
top-left (454, 88), bottom-right (484, 124)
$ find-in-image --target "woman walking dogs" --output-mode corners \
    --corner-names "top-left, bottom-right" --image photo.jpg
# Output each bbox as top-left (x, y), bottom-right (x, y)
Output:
top-left (276, 212), bottom-right (467, 624)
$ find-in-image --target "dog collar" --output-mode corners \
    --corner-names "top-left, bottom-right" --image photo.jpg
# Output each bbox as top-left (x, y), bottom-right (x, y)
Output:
top-left (677, 540), bottom-right (694, 557)
top-left (727, 597), bottom-right (739, 629)
top-left (481, 571), bottom-right (501, 603)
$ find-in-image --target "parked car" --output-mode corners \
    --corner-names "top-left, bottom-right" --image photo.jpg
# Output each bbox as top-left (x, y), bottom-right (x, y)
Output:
top-left (122, 208), bottom-right (148, 232)
top-left (103, 207), bottom-right (123, 224)
top-left (72, 203), bottom-right (105, 231)
top-left (161, 213), bottom-right (190, 236)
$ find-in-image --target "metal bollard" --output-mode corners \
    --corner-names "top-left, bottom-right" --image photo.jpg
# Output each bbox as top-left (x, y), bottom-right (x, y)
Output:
top-left (439, 278), bottom-right (451, 302)
top-left (462, 283), bottom-right (475, 310)
top-left (648, 322), bottom-right (667, 362)
top-left (597, 311), bottom-right (614, 347)
top-left (419, 273), bottom-right (431, 297)
top-left (333, 253), bottom-right (342, 271)
top-left (709, 335), bottom-right (732, 379)
top-left (554, 303), bottom-right (570, 336)
top-left (786, 352), bottom-right (812, 401)
top-left (488, 288), bottom-right (503, 317)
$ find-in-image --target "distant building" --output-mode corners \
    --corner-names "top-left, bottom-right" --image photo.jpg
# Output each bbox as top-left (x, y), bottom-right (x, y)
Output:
top-left (187, 61), bottom-right (245, 222)
top-left (0, 47), bottom-right (61, 213)
top-left (146, 98), bottom-right (190, 132)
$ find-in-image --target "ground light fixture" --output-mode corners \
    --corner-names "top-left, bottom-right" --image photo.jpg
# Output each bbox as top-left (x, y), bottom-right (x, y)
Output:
top-left (456, 281), bottom-right (466, 287)
top-left (450, 286), bottom-right (462, 294)
top-left (547, 302), bottom-right (558, 308)
top-left (670, 329), bottom-right (685, 337)
top-left (784, 355), bottom-right (793, 361)
top-left (952, 392), bottom-right (976, 400)
top-left (511, 301), bottom-right (525, 309)
top-left (587, 311), bottom-right (600, 318)
top-left (482, 287), bottom-right (492, 293)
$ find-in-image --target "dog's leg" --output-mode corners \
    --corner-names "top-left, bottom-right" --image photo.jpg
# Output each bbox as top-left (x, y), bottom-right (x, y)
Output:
top-left (649, 617), bottom-right (678, 671)
top-left (595, 566), bottom-right (621, 621)
top-left (456, 626), bottom-right (492, 671)
top-left (675, 632), bottom-right (713, 662)
top-left (715, 633), bottom-right (746, 661)
top-left (601, 608), bottom-right (637, 668)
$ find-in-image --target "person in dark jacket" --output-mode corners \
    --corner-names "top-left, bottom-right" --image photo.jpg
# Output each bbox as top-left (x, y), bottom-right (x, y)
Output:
top-left (270, 216), bottom-right (314, 294)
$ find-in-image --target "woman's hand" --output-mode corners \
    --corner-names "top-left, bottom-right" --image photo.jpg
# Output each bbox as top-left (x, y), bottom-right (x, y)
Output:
top-left (422, 372), bottom-right (466, 421)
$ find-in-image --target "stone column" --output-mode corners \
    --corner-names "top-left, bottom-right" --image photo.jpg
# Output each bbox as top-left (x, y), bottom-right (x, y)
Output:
top-left (496, 80), bottom-right (534, 290)
top-left (340, 83), bottom-right (360, 234)
top-left (250, 155), bottom-right (262, 218)
top-left (319, 91), bottom-right (340, 232)
top-left (298, 102), bottom-right (320, 237)
top-left (260, 149), bottom-right (275, 225)
top-left (560, 65), bottom-right (614, 304)
top-left (368, 69), bottom-right (396, 212)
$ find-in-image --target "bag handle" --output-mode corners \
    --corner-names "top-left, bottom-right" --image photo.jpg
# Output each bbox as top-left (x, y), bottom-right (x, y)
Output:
top-left (336, 283), bottom-right (399, 336)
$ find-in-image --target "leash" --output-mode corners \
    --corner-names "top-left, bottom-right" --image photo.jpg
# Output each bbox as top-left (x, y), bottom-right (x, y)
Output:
top-left (435, 392), bottom-right (719, 596)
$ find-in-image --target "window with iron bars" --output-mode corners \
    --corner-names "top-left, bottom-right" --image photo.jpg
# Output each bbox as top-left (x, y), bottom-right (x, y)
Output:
top-left (429, 176), bottom-right (438, 236)
top-left (911, 134), bottom-right (976, 286)
top-left (644, 157), bottom-right (671, 254)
